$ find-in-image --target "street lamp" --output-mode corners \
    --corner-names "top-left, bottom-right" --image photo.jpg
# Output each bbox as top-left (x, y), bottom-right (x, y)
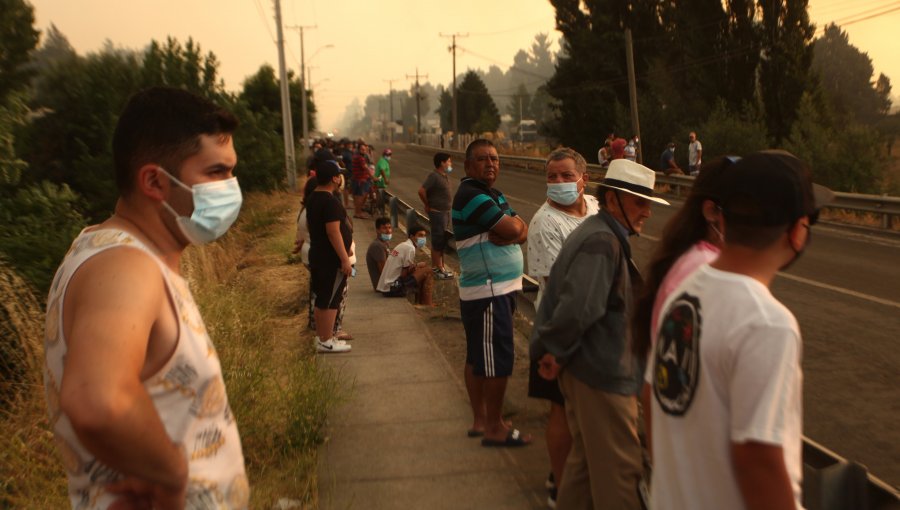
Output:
top-left (306, 44), bottom-right (334, 87)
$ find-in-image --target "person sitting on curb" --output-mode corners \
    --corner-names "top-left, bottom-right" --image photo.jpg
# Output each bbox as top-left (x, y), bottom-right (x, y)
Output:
top-left (375, 222), bottom-right (434, 306)
top-left (366, 217), bottom-right (392, 291)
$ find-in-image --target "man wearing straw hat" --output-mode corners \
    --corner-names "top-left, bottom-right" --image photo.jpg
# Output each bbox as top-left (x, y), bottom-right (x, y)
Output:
top-left (531, 158), bottom-right (669, 509)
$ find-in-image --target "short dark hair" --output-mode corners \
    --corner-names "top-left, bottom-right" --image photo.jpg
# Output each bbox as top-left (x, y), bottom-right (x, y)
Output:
top-left (407, 222), bottom-right (427, 237)
top-left (375, 217), bottom-right (391, 229)
top-left (433, 152), bottom-right (451, 168)
top-left (465, 138), bottom-right (495, 161)
top-left (112, 87), bottom-right (238, 194)
top-left (545, 147), bottom-right (587, 174)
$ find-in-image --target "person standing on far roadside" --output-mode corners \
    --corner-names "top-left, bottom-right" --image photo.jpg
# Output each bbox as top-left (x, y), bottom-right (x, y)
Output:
top-left (419, 152), bottom-right (456, 280)
top-left (688, 131), bottom-right (703, 176)
top-left (452, 139), bottom-right (532, 448)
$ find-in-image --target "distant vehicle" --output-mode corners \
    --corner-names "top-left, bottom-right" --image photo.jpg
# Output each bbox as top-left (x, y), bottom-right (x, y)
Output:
top-left (518, 119), bottom-right (537, 142)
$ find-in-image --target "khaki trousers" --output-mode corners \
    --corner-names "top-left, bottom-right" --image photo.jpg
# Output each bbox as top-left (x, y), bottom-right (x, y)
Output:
top-left (557, 372), bottom-right (642, 510)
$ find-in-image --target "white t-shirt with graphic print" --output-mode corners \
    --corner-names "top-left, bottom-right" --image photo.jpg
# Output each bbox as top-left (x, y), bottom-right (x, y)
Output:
top-left (647, 264), bottom-right (803, 510)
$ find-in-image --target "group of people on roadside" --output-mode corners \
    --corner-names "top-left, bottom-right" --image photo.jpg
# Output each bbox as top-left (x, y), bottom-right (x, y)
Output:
top-left (40, 83), bottom-right (831, 509)
top-left (599, 131), bottom-right (705, 178)
top-left (658, 131), bottom-right (704, 177)
top-left (597, 133), bottom-right (640, 168)
top-left (453, 138), bottom-right (832, 510)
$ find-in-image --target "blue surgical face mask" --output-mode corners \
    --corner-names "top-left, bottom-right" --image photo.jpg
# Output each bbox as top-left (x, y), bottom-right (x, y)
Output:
top-left (446, 166), bottom-right (453, 173)
top-left (159, 167), bottom-right (243, 245)
top-left (547, 180), bottom-right (580, 206)
top-left (379, 233), bottom-right (392, 241)
top-left (415, 237), bottom-right (426, 249)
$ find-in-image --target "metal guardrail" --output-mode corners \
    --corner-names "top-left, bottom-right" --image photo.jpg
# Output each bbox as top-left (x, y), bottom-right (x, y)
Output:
top-left (384, 184), bottom-right (899, 509)
top-left (408, 144), bottom-right (900, 231)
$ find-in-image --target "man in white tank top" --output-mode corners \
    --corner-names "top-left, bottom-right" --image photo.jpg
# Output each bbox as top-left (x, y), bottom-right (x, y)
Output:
top-left (44, 87), bottom-right (248, 509)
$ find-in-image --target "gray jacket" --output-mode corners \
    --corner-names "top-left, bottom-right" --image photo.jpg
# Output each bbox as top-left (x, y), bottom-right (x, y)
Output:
top-left (530, 210), bottom-right (643, 395)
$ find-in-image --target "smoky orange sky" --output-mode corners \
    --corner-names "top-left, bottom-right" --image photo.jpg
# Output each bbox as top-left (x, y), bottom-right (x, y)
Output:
top-left (28, 0), bottom-right (900, 131)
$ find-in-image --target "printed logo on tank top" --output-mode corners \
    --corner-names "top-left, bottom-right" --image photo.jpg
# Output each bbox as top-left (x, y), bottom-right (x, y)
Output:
top-left (653, 292), bottom-right (702, 416)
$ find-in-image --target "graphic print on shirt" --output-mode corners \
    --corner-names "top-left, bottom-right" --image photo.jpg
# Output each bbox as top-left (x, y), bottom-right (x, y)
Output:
top-left (653, 292), bottom-right (702, 416)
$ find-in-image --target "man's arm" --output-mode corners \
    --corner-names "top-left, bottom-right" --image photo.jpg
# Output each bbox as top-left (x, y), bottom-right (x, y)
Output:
top-left (532, 233), bottom-right (616, 363)
top-left (731, 441), bottom-right (795, 510)
top-left (418, 186), bottom-right (430, 212)
top-left (59, 249), bottom-right (187, 504)
top-left (325, 220), bottom-right (352, 276)
top-left (489, 214), bottom-right (527, 245)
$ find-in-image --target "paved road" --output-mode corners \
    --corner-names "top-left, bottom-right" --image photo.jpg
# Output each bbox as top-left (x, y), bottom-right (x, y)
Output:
top-left (377, 145), bottom-right (900, 487)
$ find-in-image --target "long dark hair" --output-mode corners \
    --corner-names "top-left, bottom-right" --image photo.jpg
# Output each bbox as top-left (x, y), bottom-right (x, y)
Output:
top-left (631, 157), bottom-right (732, 362)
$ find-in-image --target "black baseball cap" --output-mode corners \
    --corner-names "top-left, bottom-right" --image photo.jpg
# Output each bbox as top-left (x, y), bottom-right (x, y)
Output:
top-left (719, 150), bottom-right (834, 226)
top-left (314, 158), bottom-right (342, 181)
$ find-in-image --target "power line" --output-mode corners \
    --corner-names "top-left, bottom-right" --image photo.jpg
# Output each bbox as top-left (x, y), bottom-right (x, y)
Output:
top-left (831, 2), bottom-right (900, 27)
top-left (254, 0), bottom-right (276, 43)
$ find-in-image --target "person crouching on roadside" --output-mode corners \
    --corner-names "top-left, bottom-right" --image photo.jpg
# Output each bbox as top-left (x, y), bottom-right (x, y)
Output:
top-left (375, 222), bottom-right (434, 306)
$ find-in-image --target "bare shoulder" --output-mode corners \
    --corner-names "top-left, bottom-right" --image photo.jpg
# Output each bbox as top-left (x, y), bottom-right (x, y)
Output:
top-left (65, 246), bottom-right (165, 349)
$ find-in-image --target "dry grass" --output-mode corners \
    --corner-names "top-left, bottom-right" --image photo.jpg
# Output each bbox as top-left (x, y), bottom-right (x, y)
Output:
top-left (0, 188), bottom-right (340, 508)
top-left (0, 260), bottom-right (69, 508)
top-left (184, 190), bottom-right (344, 508)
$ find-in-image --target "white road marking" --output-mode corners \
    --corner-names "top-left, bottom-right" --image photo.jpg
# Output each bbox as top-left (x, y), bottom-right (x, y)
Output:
top-left (776, 272), bottom-right (900, 310)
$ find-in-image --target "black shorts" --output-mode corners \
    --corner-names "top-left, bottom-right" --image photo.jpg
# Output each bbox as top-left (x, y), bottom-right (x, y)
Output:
top-left (460, 293), bottom-right (516, 378)
top-left (428, 210), bottom-right (451, 252)
top-left (381, 275), bottom-right (417, 297)
top-left (527, 358), bottom-right (565, 405)
top-left (310, 266), bottom-right (346, 309)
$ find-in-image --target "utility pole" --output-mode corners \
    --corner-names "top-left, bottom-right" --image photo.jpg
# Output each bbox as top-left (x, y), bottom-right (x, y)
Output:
top-left (287, 24), bottom-right (316, 159)
top-left (383, 78), bottom-right (399, 144)
top-left (406, 68), bottom-right (428, 145)
top-left (274, 0), bottom-right (296, 190)
top-left (440, 32), bottom-right (468, 149)
top-left (519, 95), bottom-right (524, 143)
top-left (625, 28), bottom-right (643, 165)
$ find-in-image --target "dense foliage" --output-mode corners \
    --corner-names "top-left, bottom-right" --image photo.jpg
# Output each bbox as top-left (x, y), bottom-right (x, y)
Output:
top-left (0, 2), bottom-right (315, 294)
top-left (542, 0), bottom-right (894, 193)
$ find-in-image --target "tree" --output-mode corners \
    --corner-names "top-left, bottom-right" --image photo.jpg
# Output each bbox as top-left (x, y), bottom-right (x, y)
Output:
top-left (813, 24), bottom-right (893, 126)
top-left (698, 100), bottom-right (769, 159)
top-left (17, 46), bottom-right (144, 221)
top-left (436, 88), bottom-right (452, 133)
top-left (758, 0), bottom-right (816, 143)
top-left (457, 71), bottom-right (500, 134)
top-left (506, 83), bottom-right (533, 126)
top-left (0, 0), bottom-right (40, 104)
top-left (785, 92), bottom-right (885, 193)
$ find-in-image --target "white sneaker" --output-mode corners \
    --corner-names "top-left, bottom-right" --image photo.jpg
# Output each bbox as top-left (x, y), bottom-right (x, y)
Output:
top-left (316, 337), bottom-right (351, 353)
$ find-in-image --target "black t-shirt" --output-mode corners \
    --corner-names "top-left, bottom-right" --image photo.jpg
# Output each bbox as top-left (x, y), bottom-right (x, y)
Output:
top-left (306, 190), bottom-right (352, 269)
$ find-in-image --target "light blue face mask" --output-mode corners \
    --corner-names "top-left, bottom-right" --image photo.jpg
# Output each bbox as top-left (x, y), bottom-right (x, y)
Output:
top-left (415, 237), bottom-right (426, 249)
top-left (446, 166), bottom-right (453, 173)
top-left (547, 181), bottom-right (580, 206)
top-left (159, 167), bottom-right (243, 245)
top-left (379, 233), bottom-right (392, 241)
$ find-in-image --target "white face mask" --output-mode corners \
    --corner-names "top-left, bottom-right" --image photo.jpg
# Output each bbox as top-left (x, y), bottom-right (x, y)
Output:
top-left (159, 167), bottom-right (243, 245)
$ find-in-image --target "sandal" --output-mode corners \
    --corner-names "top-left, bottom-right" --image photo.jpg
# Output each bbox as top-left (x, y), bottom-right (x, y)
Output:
top-left (481, 428), bottom-right (531, 448)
